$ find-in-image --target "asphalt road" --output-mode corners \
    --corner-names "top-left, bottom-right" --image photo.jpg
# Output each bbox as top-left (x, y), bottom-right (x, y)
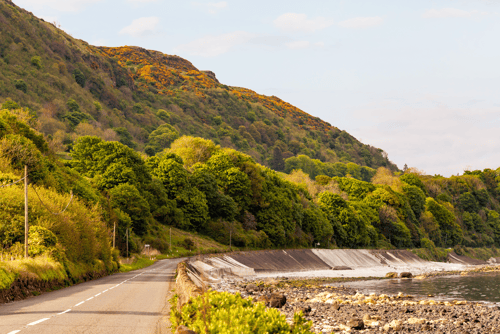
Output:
top-left (0, 258), bottom-right (184, 334)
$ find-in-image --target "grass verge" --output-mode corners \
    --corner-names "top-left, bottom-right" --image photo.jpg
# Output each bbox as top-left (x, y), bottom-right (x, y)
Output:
top-left (119, 256), bottom-right (156, 273)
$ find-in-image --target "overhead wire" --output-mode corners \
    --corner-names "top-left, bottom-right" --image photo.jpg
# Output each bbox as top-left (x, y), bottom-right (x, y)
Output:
top-left (0, 175), bottom-right (27, 188)
top-left (31, 186), bottom-right (74, 215)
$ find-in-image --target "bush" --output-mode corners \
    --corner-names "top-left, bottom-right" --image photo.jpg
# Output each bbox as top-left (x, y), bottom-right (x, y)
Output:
top-left (14, 80), bottom-right (27, 93)
top-left (66, 98), bottom-right (80, 112)
top-left (31, 56), bottom-right (42, 69)
top-left (181, 237), bottom-right (195, 250)
top-left (1, 99), bottom-right (20, 110)
top-left (73, 69), bottom-right (86, 87)
top-left (171, 291), bottom-right (313, 334)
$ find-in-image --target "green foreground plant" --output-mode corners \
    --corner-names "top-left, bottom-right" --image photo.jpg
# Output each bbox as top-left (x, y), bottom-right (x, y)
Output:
top-left (170, 290), bottom-right (314, 334)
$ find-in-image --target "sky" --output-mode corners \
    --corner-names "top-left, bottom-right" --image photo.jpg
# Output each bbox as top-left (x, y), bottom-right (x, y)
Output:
top-left (12, 0), bottom-right (500, 176)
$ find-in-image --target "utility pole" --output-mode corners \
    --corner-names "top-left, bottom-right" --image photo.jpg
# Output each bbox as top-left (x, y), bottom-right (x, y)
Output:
top-left (126, 228), bottom-right (129, 259)
top-left (24, 165), bottom-right (28, 258)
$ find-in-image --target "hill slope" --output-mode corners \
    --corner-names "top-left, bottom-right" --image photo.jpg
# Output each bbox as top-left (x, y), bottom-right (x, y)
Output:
top-left (0, 0), bottom-right (396, 172)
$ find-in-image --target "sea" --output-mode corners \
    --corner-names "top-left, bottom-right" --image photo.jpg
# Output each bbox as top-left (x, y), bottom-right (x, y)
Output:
top-left (340, 272), bottom-right (500, 305)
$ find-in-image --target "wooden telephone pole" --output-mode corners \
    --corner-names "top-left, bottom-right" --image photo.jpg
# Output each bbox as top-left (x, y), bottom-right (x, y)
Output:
top-left (24, 165), bottom-right (28, 258)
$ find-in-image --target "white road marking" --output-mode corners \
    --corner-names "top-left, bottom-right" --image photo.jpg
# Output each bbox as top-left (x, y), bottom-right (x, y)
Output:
top-left (86, 297), bottom-right (94, 301)
top-left (58, 309), bottom-right (71, 315)
top-left (7, 330), bottom-right (21, 334)
top-left (27, 318), bottom-right (50, 326)
top-left (103, 289), bottom-right (109, 292)
top-left (95, 293), bottom-right (101, 297)
top-left (75, 301), bottom-right (85, 307)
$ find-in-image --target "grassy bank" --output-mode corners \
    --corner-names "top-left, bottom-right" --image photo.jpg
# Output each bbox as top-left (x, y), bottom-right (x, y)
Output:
top-left (411, 245), bottom-right (500, 262)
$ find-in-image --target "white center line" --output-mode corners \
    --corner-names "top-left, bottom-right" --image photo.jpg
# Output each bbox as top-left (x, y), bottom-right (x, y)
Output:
top-left (95, 293), bottom-right (101, 297)
top-left (75, 301), bottom-right (85, 307)
top-left (86, 297), bottom-right (94, 301)
top-left (58, 309), bottom-right (71, 315)
top-left (103, 289), bottom-right (109, 292)
top-left (7, 330), bottom-right (21, 334)
top-left (27, 318), bottom-right (50, 326)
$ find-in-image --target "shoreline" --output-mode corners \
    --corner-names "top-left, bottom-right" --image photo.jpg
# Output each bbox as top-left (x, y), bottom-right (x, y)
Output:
top-left (209, 265), bottom-right (500, 333)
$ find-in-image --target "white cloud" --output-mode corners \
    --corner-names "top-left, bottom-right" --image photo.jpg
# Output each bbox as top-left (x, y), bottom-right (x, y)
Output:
top-left (274, 13), bottom-right (334, 33)
top-left (174, 31), bottom-right (256, 57)
top-left (422, 8), bottom-right (488, 18)
top-left (15, 0), bottom-right (102, 12)
top-left (338, 16), bottom-right (383, 29)
top-left (119, 17), bottom-right (160, 38)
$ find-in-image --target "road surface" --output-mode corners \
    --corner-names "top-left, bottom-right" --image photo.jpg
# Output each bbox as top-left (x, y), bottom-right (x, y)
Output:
top-left (0, 258), bottom-right (184, 334)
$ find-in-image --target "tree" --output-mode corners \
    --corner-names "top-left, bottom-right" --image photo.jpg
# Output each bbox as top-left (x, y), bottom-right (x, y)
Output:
top-left (169, 136), bottom-right (219, 168)
top-left (270, 146), bottom-right (284, 172)
top-left (73, 68), bottom-right (86, 87)
top-left (190, 169), bottom-right (237, 221)
top-left (110, 183), bottom-right (151, 236)
top-left (152, 157), bottom-right (189, 199)
top-left (71, 136), bottom-right (151, 189)
top-left (145, 124), bottom-right (179, 154)
top-left (31, 56), bottom-right (42, 69)
top-left (14, 79), bottom-right (27, 93)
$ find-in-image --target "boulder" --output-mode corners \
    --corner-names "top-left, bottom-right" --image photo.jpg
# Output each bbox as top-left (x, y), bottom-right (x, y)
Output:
top-left (346, 318), bottom-right (365, 330)
top-left (246, 283), bottom-right (258, 293)
top-left (399, 272), bottom-right (413, 278)
top-left (269, 293), bottom-right (286, 308)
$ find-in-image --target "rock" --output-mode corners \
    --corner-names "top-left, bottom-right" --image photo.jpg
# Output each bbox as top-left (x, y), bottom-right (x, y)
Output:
top-left (399, 272), bottom-right (413, 278)
top-left (385, 272), bottom-right (398, 278)
top-left (332, 266), bottom-right (353, 270)
top-left (388, 319), bottom-right (402, 331)
top-left (295, 305), bottom-right (311, 314)
top-left (363, 314), bottom-right (371, 321)
top-left (408, 317), bottom-right (426, 325)
top-left (269, 293), bottom-right (286, 308)
top-left (246, 283), bottom-right (258, 293)
top-left (175, 325), bottom-right (196, 334)
top-left (331, 302), bottom-right (341, 311)
top-left (346, 317), bottom-right (365, 330)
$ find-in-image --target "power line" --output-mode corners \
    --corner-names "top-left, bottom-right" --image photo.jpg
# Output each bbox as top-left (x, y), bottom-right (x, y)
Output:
top-left (0, 175), bottom-right (26, 188)
top-left (31, 185), bottom-right (74, 216)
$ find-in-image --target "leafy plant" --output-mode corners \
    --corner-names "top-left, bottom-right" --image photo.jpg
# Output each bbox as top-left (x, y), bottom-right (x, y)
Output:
top-left (172, 290), bottom-right (314, 334)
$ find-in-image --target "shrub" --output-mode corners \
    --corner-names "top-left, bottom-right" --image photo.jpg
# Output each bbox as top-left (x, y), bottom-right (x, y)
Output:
top-left (14, 80), bottom-right (27, 93)
top-left (66, 98), bottom-right (80, 112)
top-left (181, 237), bottom-right (195, 250)
top-left (1, 99), bottom-right (20, 110)
top-left (73, 69), bottom-right (86, 87)
top-left (31, 56), bottom-right (42, 69)
top-left (172, 290), bottom-right (313, 334)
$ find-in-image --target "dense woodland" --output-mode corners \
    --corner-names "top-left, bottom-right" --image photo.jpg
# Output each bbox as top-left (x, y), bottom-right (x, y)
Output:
top-left (2, 105), bottom-right (500, 265)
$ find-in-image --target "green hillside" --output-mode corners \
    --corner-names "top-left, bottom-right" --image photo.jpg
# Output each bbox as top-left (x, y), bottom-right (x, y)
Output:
top-left (0, 0), bottom-right (395, 172)
top-left (2, 0), bottom-right (500, 274)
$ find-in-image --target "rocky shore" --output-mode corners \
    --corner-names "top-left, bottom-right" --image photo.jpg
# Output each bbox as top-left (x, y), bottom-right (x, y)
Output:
top-left (210, 274), bottom-right (500, 333)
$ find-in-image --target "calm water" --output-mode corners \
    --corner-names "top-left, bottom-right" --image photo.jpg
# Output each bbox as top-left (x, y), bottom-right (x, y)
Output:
top-left (339, 273), bottom-right (500, 304)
